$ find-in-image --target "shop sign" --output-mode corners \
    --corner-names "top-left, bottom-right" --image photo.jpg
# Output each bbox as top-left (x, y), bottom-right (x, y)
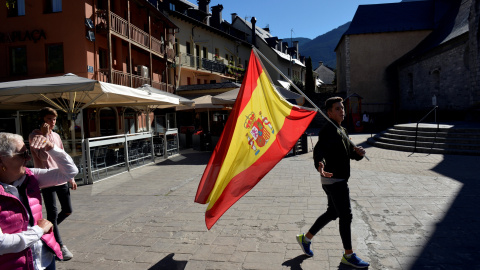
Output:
top-left (0, 29), bottom-right (47, 43)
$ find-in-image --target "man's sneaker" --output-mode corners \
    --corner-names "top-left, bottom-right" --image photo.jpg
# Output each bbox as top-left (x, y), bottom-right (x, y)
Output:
top-left (296, 234), bottom-right (313, 257)
top-left (341, 253), bottom-right (370, 268)
top-left (61, 245), bottom-right (73, 261)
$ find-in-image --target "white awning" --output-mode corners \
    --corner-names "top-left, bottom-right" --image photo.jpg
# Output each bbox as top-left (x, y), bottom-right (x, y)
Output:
top-left (0, 74), bottom-right (179, 113)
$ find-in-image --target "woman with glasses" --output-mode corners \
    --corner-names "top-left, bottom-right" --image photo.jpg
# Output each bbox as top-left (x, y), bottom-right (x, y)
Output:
top-left (29, 107), bottom-right (77, 261)
top-left (0, 132), bottom-right (78, 270)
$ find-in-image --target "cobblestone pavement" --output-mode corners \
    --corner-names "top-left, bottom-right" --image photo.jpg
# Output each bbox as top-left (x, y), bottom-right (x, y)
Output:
top-left (54, 134), bottom-right (480, 270)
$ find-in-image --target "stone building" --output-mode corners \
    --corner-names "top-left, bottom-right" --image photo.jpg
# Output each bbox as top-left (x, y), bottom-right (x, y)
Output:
top-left (394, 0), bottom-right (479, 121)
top-left (336, 0), bottom-right (480, 125)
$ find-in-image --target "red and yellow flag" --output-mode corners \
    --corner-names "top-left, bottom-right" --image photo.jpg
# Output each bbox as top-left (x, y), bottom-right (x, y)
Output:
top-left (194, 50), bottom-right (316, 229)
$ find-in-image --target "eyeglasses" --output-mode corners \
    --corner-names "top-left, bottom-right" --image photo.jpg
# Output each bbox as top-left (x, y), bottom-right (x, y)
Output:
top-left (13, 150), bottom-right (30, 159)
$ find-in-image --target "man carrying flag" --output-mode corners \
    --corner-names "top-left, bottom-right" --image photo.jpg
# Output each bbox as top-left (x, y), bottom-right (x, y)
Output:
top-left (296, 96), bottom-right (370, 268)
top-left (194, 49), bottom-right (316, 229)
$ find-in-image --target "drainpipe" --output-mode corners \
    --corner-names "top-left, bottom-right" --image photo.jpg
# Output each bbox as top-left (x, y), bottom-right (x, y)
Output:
top-left (251, 17), bottom-right (256, 47)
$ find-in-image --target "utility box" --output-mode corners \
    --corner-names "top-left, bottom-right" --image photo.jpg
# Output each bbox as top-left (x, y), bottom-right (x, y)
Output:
top-left (137, 65), bottom-right (149, 78)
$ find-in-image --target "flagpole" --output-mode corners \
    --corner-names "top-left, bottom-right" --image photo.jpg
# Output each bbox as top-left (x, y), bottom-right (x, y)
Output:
top-left (252, 48), bottom-right (370, 161)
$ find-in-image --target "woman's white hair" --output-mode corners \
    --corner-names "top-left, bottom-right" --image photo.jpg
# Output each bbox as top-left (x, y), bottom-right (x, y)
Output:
top-left (0, 132), bottom-right (24, 157)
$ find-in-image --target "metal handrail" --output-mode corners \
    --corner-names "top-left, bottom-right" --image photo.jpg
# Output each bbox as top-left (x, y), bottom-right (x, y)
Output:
top-left (413, 106), bottom-right (439, 153)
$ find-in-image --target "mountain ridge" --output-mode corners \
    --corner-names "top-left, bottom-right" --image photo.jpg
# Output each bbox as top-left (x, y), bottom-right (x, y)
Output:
top-left (283, 22), bottom-right (351, 70)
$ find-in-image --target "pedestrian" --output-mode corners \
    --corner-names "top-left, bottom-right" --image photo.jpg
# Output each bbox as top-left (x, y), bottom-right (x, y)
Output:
top-left (29, 107), bottom-right (76, 261)
top-left (0, 132), bottom-right (78, 269)
top-left (296, 97), bottom-right (370, 268)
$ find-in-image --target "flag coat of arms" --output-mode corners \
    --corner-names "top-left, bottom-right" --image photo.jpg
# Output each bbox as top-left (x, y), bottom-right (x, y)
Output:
top-left (195, 50), bottom-right (317, 229)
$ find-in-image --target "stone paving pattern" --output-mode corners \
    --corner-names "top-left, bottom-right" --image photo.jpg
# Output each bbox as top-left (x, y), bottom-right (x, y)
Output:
top-left (54, 134), bottom-right (480, 270)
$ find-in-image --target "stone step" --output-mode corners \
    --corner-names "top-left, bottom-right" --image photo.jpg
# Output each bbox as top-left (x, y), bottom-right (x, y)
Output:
top-left (367, 122), bottom-right (480, 156)
top-left (367, 137), bottom-right (480, 156)
top-left (381, 132), bottom-right (480, 145)
top-left (386, 128), bottom-right (480, 139)
top-left (372, 136), bottom-right (480, 151)
top-left (394, 123), bottom-right (480, 133)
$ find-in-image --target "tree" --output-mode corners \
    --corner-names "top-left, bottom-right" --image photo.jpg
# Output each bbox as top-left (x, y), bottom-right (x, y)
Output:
top-left (304, 57), bottom-right (315, 95)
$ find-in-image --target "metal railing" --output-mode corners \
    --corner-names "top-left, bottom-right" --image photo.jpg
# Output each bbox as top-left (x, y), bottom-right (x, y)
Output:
top-left (79, 130), bottom-right (178, 184)
top-left (413, 106), bottom-right (439, 153)
top-left (202, 58), bottom-right (226, 73)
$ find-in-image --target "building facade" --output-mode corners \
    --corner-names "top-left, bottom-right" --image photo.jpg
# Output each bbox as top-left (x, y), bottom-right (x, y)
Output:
top-left (336, 0), bottom-right (480, 124)
top-left (395, 0), bottom-right (478, 121)
top-left (163, 0), bottom-right (251, 86)
top-left (231, 16), bottom-right (306, 86)
top-left (1, 0), bottom-right (178, 138)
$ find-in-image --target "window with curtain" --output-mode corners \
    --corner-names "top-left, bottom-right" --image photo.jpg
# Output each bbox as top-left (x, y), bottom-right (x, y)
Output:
top-left (44, 0), bottom-right (62, 13)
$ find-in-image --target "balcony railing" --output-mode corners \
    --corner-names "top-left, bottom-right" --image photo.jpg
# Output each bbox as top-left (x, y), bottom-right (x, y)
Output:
top-left (98, 11), bottom-right (169, 58)
top-left (130, 24), bottom-right (149, 48)
top-left (152, 81), bottom-right (167, 91)
top-left (180, 53), bottom-right (195, 68)
top-left (110, 12), bottom-right (128, 37)
top-left (97, 69), bottom-right (174, 92)
top-left (178, 53), bottom-right (229, 74)
top-left (151, 37), bottom-right (165, 56)
top-left (131, 73), bottom-right (150, 89)
top-left (202, 58), bottom-right (226, 73)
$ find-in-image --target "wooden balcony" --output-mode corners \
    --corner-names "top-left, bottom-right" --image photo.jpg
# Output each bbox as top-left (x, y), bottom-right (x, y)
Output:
top-left (151, 37), bottom-right (165, 56)
top-left (130, 24), bottom-right (149, 49)
top-left (97, 11), bottom-right (171, 59)
top-left (151, 81), bottom-right (174, 94)
top-left (110, 12), bottom-right (128, 38)
top-left (97, 69), bottom-right (175, 93)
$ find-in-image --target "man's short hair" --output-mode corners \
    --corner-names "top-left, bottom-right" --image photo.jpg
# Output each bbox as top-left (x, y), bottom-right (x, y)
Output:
top-left (325, 97), bottom-right (343, 111)
top-left (40, 107), bottom-right (58, 119)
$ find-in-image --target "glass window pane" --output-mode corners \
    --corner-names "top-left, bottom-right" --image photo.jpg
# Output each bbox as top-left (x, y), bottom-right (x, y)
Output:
top-left (46, 44), bottom-right (64, 73)
top-left (10, 46), bottom-right (27, 76)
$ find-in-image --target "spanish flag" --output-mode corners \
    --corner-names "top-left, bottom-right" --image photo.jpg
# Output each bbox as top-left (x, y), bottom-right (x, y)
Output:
top-left (195, 50), bottom-right (316, 229)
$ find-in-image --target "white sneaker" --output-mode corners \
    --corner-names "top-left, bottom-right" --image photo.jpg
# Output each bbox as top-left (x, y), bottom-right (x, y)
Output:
top-left (61, 245), bottom-right (73, 261)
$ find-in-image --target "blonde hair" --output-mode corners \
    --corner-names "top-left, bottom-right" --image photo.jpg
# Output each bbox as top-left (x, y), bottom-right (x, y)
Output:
top-left (0, 133), bottom-right (24, 157)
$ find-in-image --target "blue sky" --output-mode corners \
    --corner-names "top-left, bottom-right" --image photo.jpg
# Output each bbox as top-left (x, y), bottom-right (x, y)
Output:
top-left (210, 1), bottom-right (402, 39)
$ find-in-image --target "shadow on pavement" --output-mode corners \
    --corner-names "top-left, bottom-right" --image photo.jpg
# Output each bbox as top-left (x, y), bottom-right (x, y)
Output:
top-left (336, 262), bottom-right (369, 269)
top-left (281, 254), bottom-right (310, 270)
top-left (148, 253), bottom-right (187, 270)
top-left (155, 151), bottom-right (212, 166)
top-left (409, 154), bottom-right (480, 269)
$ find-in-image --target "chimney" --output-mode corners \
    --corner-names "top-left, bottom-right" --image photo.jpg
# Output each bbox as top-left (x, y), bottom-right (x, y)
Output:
top-left (211, 4), bottom-right (223, 28)
top-left (282, 42), bottom-right (288, 53)
top-left (251, 17), bottom-right (257, 47)
top-left (293, 41), bottom-right (299, 59)
top-left (197, 0), bottom-right (210, 14)
top-left (319, 61), bottom-right (323, 67)
top-left (231, 13), bottom-right (237, 23)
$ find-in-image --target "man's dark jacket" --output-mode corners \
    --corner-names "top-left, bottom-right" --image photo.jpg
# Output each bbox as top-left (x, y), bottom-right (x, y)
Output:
top-left (313, 120), bottom-right (363, 180)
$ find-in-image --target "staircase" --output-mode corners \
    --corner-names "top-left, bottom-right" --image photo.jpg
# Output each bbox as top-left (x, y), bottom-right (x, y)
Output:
top-left (367, 123), bottom-right (480, 156)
